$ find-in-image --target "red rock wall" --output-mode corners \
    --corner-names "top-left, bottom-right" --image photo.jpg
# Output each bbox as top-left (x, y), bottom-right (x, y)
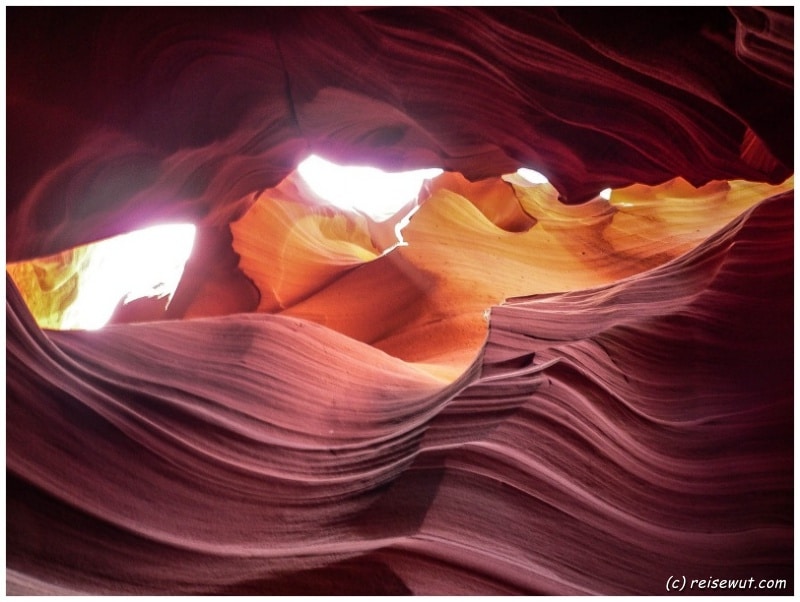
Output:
top-left (7, 7), bottom-right (792, 263)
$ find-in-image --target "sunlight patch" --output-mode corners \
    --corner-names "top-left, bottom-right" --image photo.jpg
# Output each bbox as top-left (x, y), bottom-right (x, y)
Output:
top-left (59, 224), bottom-right (196, 330)
top-left (297, 154), bottom-right (443, 221)
top-left (516, 167), bottom-right (550, 184)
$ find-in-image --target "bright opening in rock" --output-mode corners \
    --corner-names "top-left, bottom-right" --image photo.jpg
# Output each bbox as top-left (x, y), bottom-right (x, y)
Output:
top-left (60, 224), bottom-right (196, 330)
top-left (7, 224), bottom-right (196, 331)
top-left (516, 167), bottom-right (550, 184)
top-left (516, 169), bottom-right (612, 201)
top-left (297, 154), bottom-right (443, 222)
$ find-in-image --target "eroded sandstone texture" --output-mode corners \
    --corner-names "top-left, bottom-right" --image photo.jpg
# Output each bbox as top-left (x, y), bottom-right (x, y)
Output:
top-left (6, 7), bottom-right (793, 595)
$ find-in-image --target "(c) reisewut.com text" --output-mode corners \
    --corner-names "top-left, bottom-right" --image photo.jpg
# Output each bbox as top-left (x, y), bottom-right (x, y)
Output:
top-left (666, 575), bottom-right (788, 593)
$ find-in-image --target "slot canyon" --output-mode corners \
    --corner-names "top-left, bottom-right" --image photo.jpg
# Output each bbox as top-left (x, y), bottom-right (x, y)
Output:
top-left (6, 7), bottom-right (794, 595)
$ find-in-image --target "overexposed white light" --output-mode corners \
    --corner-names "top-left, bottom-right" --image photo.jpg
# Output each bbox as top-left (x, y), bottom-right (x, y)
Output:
top-left (599, 188), bottom-right (612, 200)
top-left (392, 204), bottom-right (422, 250)
top-left (297, 154), bottom-right (442, 221)
top-left (60, 224), bottom-right (196, 330)
top-left (516, 167), bottom-right (550, 184)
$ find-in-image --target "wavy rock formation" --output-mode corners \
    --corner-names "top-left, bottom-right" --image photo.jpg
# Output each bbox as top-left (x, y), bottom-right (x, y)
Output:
top-left (6, 6), bottom-right (794, 595)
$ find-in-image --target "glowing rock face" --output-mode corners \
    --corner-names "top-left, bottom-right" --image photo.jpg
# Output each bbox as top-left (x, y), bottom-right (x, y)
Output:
top-left (5, 6), bottom-right (794, 596)
top-left (228, 170), bottom-right (792, 378)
